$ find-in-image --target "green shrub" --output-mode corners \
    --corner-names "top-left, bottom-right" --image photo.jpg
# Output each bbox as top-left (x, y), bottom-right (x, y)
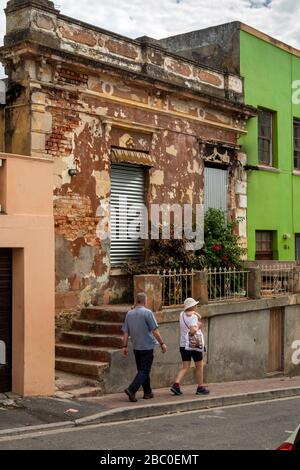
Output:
top-left (123, 209), bottom-right (245, 274)
top-left (203, 209), bottom-right (246, 269)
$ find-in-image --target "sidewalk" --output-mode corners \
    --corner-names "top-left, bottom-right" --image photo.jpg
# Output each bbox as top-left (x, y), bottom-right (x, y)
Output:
top-left (1, 376), bottom-right (300, 437)
top-left (76, 375), bottom-right (300, 424)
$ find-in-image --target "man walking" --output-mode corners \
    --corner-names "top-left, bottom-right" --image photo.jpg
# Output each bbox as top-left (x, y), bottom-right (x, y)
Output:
top-left (122, 292), bottom-right (167, 402)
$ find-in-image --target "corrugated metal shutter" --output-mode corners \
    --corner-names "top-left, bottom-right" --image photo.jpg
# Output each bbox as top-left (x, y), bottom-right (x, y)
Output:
top-left (0, 249), bottom-right (12, 393)
top-left (204, 166), bottom-right (228, 213)
top-left (111, 163), bottom-right (145, 267)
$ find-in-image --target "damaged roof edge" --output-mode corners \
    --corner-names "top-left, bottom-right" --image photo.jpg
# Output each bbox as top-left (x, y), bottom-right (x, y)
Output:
top-left (160, 20), bottom-right (300, 59)
top-left (0, 40), bottom-right (257, 118)
top-left (58, 15), bottom-right (244, 78)
top-left (160, 21), bottom-right (241, 44)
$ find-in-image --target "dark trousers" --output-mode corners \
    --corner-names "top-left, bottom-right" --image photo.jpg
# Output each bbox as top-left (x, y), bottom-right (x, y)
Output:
top-left (129, 349), bottom-right (154, 395)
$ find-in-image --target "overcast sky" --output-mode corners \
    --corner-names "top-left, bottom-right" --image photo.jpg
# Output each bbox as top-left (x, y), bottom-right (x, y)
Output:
top-left (0, 0), bottom-right (299, 49)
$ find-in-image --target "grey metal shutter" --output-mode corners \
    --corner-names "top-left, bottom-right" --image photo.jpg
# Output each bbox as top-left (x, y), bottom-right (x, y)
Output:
top-left (111, 163), bottom-right (145, 267)
top-left (0, 248), bottom-right (12, 393)
top-left (204, 166), bottom-right (228, 213)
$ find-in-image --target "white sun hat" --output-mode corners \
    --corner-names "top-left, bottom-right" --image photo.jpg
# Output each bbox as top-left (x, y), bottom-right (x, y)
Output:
top-left (184, 297), bottom-right (199, 311)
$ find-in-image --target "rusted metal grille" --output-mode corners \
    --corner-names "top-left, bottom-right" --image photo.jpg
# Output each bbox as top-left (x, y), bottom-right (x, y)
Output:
top-left (158, 269), bottom-right (195, 308)
top-left (261, 264), bottom-right (294, 297)
top-left (207, 267), bottom-right (249, 303)
top-left (0, 248), bottom-right (12, 393)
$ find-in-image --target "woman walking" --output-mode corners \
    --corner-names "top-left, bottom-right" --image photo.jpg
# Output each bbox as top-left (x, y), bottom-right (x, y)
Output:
top-left (170, 297), bottom-right (210, 396)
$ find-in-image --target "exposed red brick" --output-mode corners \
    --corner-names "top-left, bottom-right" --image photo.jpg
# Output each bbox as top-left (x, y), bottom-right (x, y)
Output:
top-left (166, 59), bottom-right (192, 77)
top-left (57, 67), bottom-right (88, 86)
top-left (60, 26), bottom-right (97, 47)
top-left (105, 39), bottom-right (139, 60)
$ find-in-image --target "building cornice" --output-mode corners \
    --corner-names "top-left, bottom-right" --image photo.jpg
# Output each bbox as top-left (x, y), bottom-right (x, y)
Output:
top-left (240, 22), bottom-right (300, 58)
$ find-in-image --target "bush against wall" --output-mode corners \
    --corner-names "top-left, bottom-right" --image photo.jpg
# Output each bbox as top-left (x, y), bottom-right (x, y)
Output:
top-left (203, 208), bottom-right (246, 269)
top-left (123, 209), bottom-right (245, 275)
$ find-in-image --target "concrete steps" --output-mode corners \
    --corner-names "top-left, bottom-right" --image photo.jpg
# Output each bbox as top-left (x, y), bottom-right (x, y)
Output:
top-left (55, 370), bottom-right (100, 391)
top-left (55, 305), bottom-right (130, 383)
top-left (81, 305), bottom-right (130, 323)
top-left (55, 370), bottom-right (105, 398)
top-left (72, 319), bottom-right (123, 336)
top-left (60, 331), bottom-right (123, 348)
top-left (56, 343), bottom-right (118, 363)
top-left (55, 357), bottom-right (109, 379)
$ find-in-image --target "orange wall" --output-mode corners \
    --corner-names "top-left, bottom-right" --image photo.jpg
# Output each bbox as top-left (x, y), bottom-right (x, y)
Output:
top-left (0, 153), bottom-right (55, 396)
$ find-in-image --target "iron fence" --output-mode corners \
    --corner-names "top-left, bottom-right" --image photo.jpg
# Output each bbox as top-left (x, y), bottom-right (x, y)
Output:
top-left (261, 264), bottom-right (294, 297)
top-left (156, 264), bottom-right (296, 308)
top-left (158, 269), bottom-right (195, 307)
top-left (206, 267), bottom-right (250, 303)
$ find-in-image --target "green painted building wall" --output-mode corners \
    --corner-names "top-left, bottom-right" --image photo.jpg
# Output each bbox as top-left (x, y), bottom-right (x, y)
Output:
top-left (240, 30), bottom-right (300, 260)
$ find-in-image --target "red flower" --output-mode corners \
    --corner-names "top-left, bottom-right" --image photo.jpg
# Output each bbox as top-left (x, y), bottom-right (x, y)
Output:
top-left (212, 244), bottom-right (222, 252)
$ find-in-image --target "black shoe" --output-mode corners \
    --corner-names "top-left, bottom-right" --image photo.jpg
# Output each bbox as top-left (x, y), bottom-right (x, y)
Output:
top-left (125, 388), bottom-right (138, 402)
top-left (170, 384), bottom-right (183, 396)
top-left (196, 386), bottom-right (210, 395)
top-left (143, 392), bottom-right (154, 400)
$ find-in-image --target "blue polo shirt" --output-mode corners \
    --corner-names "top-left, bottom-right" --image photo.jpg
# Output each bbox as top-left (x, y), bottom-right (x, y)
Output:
top-left (122, 306), bottom-right (159, 351)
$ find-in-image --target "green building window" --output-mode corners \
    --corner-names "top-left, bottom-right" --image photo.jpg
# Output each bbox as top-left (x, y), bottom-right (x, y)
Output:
top-left (258, 110), bottom-right (273, 166)
top-left (256, 230), bottom-right (274, 260)
top-left (294, 120), bottom-right (300, 170)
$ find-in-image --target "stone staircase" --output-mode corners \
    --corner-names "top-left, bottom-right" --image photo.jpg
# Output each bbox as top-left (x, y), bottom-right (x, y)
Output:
top-left (55, 305), bottom-right (130, 396)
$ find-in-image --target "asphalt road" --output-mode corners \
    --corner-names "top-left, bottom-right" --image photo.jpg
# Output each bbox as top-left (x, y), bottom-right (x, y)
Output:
top-left (0, 397), bottom-right (299, 450)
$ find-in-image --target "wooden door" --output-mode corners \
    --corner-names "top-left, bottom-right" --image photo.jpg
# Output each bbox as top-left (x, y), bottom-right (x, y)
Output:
top-left (268, 307), bottom-right (284, 373)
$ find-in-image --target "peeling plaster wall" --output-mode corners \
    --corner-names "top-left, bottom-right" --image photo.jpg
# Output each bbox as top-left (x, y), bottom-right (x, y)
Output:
top-left (0, 1), bottom-right (254, 317)
top-left (150, 130), bottom-right (203, 206)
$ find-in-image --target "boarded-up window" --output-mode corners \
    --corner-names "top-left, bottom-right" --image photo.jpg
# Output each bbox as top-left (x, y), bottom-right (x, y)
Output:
top-left (204, 166), bottom-right (228, 214)
top-left (110, 163), bottom-right (145, 267)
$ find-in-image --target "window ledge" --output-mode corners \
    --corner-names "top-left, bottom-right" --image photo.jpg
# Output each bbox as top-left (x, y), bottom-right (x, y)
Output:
top-left (293, 170), bottom-right (300, 176)
top-left (257, 165), bottom-right (280, 173)
top-left (110, 268), bottom-right (127, 276)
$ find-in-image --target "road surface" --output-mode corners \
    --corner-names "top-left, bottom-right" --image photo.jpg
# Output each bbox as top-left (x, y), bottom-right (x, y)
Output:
top-left (0, 397), bottom-right (299, 450)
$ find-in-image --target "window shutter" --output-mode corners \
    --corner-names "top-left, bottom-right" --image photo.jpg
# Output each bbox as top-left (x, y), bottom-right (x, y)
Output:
top-left (110, 163), bottom-right (145, 267)
top-left (204, 166), bottom-right (228, 213)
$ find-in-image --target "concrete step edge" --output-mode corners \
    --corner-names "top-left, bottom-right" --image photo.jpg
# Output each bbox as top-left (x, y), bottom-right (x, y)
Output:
top-left (75, 386), bottom-right (300, 426)
top-left (66, 386), bottom-right (104, 399)
top-left (73, 320), bottom-right (123, 326)
top-left (1, 386), bottom-right (299, 439)
top-left (55, 357), bottom-right (109, 367)
top-left (56, 344), bottom-right (120, 352)
top-left (62, 332), bottom-right (123, 339)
